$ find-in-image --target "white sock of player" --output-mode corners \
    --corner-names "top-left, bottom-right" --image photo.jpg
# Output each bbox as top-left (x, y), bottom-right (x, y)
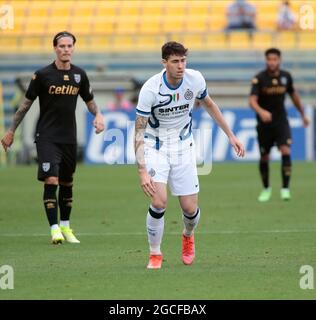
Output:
top-left (50, 224), bottom-right (59, 231)
top-left (60, 220), bottom-right (70, 228)
top-left (146, 205), bottom-right (165, 255)
top-left (182, 208), bottom-right (200, 237)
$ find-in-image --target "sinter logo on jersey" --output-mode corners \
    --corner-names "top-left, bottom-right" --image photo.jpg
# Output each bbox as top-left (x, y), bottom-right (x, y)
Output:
top-left (48, 85), bottom-right (79, 95)
top-left (158, 104), bottom-right (189, 115)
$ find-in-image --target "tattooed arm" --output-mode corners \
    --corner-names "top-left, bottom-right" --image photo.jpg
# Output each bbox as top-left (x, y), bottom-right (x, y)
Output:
top-left (85, 99), bottom-right (104, 134)
top-left (134, 115), bottom-right (148, 171)
top-left (134, 115), bottom-right (156, 197)
top-left (1, 98), bottom-right (33, 151)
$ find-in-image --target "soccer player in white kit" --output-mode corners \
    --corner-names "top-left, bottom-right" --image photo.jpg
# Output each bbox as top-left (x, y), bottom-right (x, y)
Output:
top-left (134, 42), bottom-right (245, 269)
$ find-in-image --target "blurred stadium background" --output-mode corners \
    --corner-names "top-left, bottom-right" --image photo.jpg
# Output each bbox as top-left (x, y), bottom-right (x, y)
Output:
top-left (0, 0), bottom-right (315, 165)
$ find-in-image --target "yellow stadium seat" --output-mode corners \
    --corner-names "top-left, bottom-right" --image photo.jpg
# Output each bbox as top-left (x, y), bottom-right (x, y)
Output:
top-left (276, 31), bottom-right (298, 49)
top-left (119, 6), bottom-right (141, 16)
top-left (165, 6), bottom-right (187, 17)
top-left (21, 36), bottom-right (42, 50)
top-left (161, 17), bottom-right (185, 33)
top-left (299, 31), bottom-right (316, 49)
top-left (228, 31), bottom-right (251, 49)
top-left (185, 17), bottom-right (208, 33)
top-left (135, 34), bottom-right (165, 51)
top-left (181, 34), bottom-right (205, 50)
top-left (90, 35), bottom-right (110, 47)
top-left (92, 19), bottom-right (115, 35)
top-left (141, 6), bottom-right (163, 17)
top-left (139, 18), bottom-right (161, 34)
top-left (112, 35), bottom-right (134, 51)
top-left (92, 19), bottom-right (114, 35)
top-left (0, 36), bottom-right (18, 51)
top-left (206, 33), bottom-right (227, 50)
top-left (47, 17), bottom-right (70, 34)
top-left (114, 17), bottom-right (139, 35)
top-left (70, 17), bottom-right (92, 35)
top-left (252, 32), bottom-right (273, 49)
top-left (24, 17), bottom-right (48, 35)
top-left (7, 16), bottom-right (24, 35)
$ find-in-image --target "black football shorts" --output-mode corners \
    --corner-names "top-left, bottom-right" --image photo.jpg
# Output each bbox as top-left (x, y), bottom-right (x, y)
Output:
top-left (36, 140), bottom-right (77, 182)
top-left (256, 120), bottom-right (292, 155)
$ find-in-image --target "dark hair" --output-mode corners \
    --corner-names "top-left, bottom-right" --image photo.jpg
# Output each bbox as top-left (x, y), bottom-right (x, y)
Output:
top-left (161, 41), bottom-right (188, 60)
top-left (53, 31), bottom-right (76, 47)
top-left (265, 48), bottom-right (281, 57)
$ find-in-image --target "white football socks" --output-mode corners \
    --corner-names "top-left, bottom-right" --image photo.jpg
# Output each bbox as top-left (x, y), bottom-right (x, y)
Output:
top-left (146, 205), bottom-right (165, 255)
top-left (183, 208), bottom-right (200, 237)
top-left (60, 220), bottom-right (70, 228)
top-left (50, 224), bottom-right (59, 231)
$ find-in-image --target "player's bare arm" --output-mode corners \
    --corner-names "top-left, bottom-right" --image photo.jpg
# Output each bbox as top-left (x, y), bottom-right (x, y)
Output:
top-left (1, 97), bottom-right (33, 152)
top-left (289, 91), bottom-right (309, 127)
top-left (249, 95), bottom-right (272, 123)
top-left (85, 99), bottom-right (104, 134)
top-left (202, 95), bottom-right (245, 157)
top-left (134, 114), bottom-right (156, 197)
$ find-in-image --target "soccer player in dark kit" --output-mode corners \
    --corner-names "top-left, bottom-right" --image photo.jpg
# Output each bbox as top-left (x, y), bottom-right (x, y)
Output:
top-left (249, 48), bottom-right (309, 202)
top-left (1, 31), bottom-right (104, 244)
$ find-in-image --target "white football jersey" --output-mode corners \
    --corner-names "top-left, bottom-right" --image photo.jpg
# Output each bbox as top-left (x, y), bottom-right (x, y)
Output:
top-left (136, 69), bottom-right (207, 144)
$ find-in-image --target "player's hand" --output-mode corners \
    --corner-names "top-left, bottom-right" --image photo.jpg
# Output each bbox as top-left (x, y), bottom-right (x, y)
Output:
top-left (93, 113), bottom-right (105, 134)
top-left (302, 116), bottom-right (310, 128)
top-left (1, 130), bottom-right (14, 152)
top-left (259, 110), bottom-right (272, 123)
top-left (229, 135), bottom-right (245, 158)
top-left (139, 169), bottom-right (156, 197)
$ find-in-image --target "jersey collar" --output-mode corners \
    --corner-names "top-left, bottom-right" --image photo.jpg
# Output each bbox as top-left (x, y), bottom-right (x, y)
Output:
top-left (162, 71), bottom-right (183, 90)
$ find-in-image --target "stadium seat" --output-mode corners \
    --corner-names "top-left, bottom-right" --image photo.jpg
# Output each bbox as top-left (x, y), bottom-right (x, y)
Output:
top-left (3, 0), bottom-right (316, 53)
top-left (181, 34), bottom-right (205, 50)
top-left (228, 32), bottom-right (252, 50)
top-left (252, 32), bottom-right (273, 49)
top-left (115, 17), bottom-right (139, 35)
top-left (139, 18), bottom-right (162, 34)
top-left (70, 17), bottom-right (93, 36)
top-left (299, 31), bottom-right (316, 50)
top-left (92, 19), bottom-right (115, 35)
top-left (276, 31), bottom-right (298, 49)
top-left (24, 17), bottom-right (48, 35)
top-left (206, 33), bottom-right (227, 50)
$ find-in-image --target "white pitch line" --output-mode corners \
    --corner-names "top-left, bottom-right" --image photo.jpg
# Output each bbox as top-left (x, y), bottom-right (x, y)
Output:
top-left (0, 229), bottom-right (316, 237)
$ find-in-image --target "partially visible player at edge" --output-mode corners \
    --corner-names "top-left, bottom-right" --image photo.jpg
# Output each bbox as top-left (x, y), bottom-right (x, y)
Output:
top-left (249, 48), bottom-right (309, 202)
top-left (134, 42), bottom-right (245, 269)
top-left (1, 31), bottom-right (105, 244)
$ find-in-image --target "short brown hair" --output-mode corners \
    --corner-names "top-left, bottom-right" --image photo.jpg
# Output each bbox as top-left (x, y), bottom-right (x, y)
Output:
top-left (53, 31), bottom-right (76, 47)
top-left (161, 41), bottom-right (188, 60)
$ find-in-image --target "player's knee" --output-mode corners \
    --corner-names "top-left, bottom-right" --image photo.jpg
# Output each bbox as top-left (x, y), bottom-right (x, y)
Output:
top-left (59, 180), bottom-right (73, 187)
top-left (151, 199), bottom-right (167, 211)
top-left (279, 145), bottom-right (290, 155)
top-left (181, 202), bottom-right (198, 215)
top-left (45, 176), bottom-right (58, 185)
top-left (260, 154), bottom-right (269, 162)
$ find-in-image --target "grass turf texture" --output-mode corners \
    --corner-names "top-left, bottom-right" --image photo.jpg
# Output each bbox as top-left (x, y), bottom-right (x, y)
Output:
top-left (0, 162), bottom-right (315, 299)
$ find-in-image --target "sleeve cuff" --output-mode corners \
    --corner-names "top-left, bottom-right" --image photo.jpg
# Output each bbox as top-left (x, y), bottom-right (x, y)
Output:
top-left (196, 88), bottom-right (207, 100)
top-left (136, 108), bottom-right (151, 117)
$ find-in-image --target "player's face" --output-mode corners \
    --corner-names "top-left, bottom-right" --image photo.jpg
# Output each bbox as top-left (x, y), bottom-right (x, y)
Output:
top-left (54, 37), bottom-right (74, 63)
top-left (266, 54), bottom-right (281, 73)
top-left (162, 55), bottom-right (187, 81)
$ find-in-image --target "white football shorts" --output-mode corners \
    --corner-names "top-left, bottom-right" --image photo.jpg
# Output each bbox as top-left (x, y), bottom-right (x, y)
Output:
top-left (144, 135), bottom-right (199, 196)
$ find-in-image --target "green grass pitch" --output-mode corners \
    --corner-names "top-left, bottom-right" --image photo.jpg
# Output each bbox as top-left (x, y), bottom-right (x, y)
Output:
top-left (0, 162), bottom-right (315, 299)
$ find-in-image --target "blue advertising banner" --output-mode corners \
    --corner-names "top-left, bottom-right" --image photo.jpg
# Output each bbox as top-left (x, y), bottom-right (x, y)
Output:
top-left (85, 107), bottom-right (308, 164)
